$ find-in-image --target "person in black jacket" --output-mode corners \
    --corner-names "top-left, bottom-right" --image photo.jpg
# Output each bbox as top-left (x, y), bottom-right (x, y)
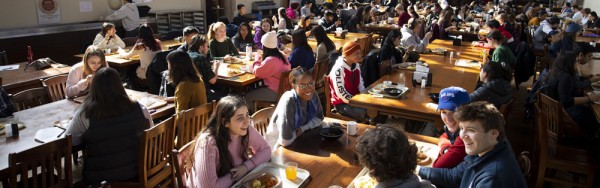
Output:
top-left (319, 11), bottom-right (342, 33)
top-left (543, 51), bottom-right (600, 135)
top-left (470, 62), bottom-right (512, 107)
top-left (232, 4), bottom-right (251, 25)
top-left (379, 29), bottom-right (404, 64)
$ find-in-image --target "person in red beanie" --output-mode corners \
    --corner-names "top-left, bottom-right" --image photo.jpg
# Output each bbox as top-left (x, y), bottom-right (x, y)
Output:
top-left (327, 41), bottom-right (369, 122)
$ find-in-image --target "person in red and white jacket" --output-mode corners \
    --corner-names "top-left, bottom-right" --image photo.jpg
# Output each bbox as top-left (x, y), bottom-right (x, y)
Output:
top-left (328, 41), bottom-right (369, 122)
top-left (432, 86), bottom-right (471, 168)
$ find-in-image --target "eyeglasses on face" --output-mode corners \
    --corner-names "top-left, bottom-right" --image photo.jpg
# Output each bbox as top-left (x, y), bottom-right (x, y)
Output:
top-left (295, 81), bottom-right (315, 89)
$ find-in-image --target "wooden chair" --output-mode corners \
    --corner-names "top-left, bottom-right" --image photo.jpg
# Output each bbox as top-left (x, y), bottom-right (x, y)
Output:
top-left (518, 151), bottom-right (531, 182)
top-left (254, 70), bottom-right (292, 112)
top-left (324, 75), bottom-right (353, 121)
top-left (379, 59), bottom-right (392, 76)
top-left (251, 107), bottom-right (276, 137)
top-left (532, 105), bottom-right (597, 188)
top-left (139, 117), bottom-right (175, 188)
top-left (174, 101), bottom-right (215, 149)
top-left (536, 92), bottom-right (585, 145)
top-left (313, 58), bottom-right (330, 110)
top-left (123, 37), bottom-right (138, 47)
top-left (355, 34), bottom-right (373, 57)
top-left (171, 140), bottom-right (195, 188)
top-left (532, 56), bottom-right (554, 84)
top-left (0, 51), bottom-right (8, 65)
top-left (498, 97), bottom-right (514, 128)
top-left (9, 87), bottom-right (50, 111)
top-left (7, 135), bottom-right (73, 188)
top-left (42, 75), bottom-right (68, 102)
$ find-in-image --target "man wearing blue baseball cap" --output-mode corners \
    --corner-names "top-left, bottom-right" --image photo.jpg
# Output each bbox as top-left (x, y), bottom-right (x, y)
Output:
top-left (432, 86), bottom-right (471, 168)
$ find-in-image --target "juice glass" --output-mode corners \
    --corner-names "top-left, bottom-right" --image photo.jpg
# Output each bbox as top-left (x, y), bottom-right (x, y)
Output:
top-left (285, 162), bottom-right (298, 180)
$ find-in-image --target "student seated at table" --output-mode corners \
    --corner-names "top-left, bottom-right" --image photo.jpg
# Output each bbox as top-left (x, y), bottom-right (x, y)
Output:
top-left (396, 4), bottom-right (410, 27)
top-left (363, 6), bottom-right (374, 24)
top-left (484, 20), bottom-right (514, 45)
top-left (379, 30), bottom-right (404, 64)
top-left (208, 22), bottom-right (239, 60)
top-left (287, 3), bottom-right (301, 21)
top-left (233, 4), bottom-right (251, 26)
top-left (346, 7), bottom-right (365, 33)
top-left (187, 96), bottom-right (271, 188)
top-left (301, 1), bottom-right (315, 17)
top-left (533, 17), bottom-right (560, 50)
top-left (584, 11), bottom-right (600, 34)
top-left (431, 87), bottom-right (470, 168)
top-left (289, 29), bottom-right (316, 70)
top-left (437, 7), bottom-right (456, 40)
top-left (418, 102), bottom-right (527, 188)
top-left (254, 18), bottom-right (274, 49)
top-left (245, 31), bottom-right (292, 111)
top-left (329, 41), bottom-right (369, 122)
top-left (187, 35), bottom-right (227, 102)
top-left (319, 11), bottom-right (342, 33)
top-left (549, 22), bottom-right (581, 57)
top-left (119, 24), bottom-right (161, 81)
top-left (166, 50), bottom-right (207, 115)
top-left (401, 18), bottom-right (433, 53)
top-left (312, 25), bottom-right (337, 61)
top-left (0, 85), bottom-right (14, 118)
top-left (356, 125), bottom-right (434, 187)
top-left (92, 23), bottom-right (125, 50)
top-left (232, 22), bottom-right (255, 51)
top-left (65, 67), bottom-right (153, 186)
top-left (470, 62), bottom-right (512, 107)
top-left (296, 16), bottom-right (313, 36)
top-left (66, 46), bottom-right (109, 98)
top-left (277, 7), bottom-right (295, 31)
top-left (543, 51), bottom-right (600, 137)
top-left (266, 67), bottom-right (324, 147)
top-left (495, 13), bottom-right (513, 34)
top-left (177, 26), bottom-right (199, 52)
top-left (528, 10), bottom-right (547, 26)
top-left (486, 30), bottom-right (516, 70)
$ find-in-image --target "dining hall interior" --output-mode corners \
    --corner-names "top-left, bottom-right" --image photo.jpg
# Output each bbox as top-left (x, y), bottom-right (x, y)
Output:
top-left (1, 0), bottom-right (600, 187)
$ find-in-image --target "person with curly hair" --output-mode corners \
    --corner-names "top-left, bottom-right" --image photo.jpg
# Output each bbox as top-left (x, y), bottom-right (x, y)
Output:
top-left (355, 125), bottom-right (434, 187)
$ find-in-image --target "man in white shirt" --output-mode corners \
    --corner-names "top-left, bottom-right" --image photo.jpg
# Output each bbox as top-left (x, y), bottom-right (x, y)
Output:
top-left (581, 8), bottom-right (591, 26)
top-left (300, 1), bottom-right (315, 17)
top-left (572, 5), bottom-right (583, 24)
top-left (104, 0), bottom-right (140, 38)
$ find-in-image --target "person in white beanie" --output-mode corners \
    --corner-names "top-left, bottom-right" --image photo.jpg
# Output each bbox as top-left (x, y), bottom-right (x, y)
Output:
top-left (244, 31), bottom-right (292, 112)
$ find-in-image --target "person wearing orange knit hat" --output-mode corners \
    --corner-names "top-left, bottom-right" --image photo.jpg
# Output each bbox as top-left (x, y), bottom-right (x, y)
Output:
top-left (327, 41), bottom-right (369, 122)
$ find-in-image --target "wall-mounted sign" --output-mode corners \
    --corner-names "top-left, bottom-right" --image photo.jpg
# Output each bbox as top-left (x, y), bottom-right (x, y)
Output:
top-left (37, 0), bottom-right (61, 24)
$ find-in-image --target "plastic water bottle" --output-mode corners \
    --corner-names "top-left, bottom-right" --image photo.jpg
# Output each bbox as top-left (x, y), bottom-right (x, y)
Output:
top-left (245, 44), bottom-right (252, 60)
top-left (449, 51), bottom-right (454, 63)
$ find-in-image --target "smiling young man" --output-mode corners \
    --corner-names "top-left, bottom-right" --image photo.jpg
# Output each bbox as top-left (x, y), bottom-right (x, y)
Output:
top-left (418, 101), bottom-right (527, 188)
top-left (432, 87), bottom-right (470, 168)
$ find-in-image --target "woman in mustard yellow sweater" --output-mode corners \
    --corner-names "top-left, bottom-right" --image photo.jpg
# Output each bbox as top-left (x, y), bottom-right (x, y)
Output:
top-left (166, 50), bottom-right (207, 115)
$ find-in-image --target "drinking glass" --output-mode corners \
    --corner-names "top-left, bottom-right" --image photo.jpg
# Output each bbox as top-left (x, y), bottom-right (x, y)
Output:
top-left (285, 162), bottom-right (298, 180)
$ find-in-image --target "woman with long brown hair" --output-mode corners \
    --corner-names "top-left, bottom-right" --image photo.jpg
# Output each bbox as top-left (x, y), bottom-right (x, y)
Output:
top-left (92, 22), bottom-right (126, 50)
top-left (119, 24), bottom-right (162, 80)
top-left (187, 96), bottom-right (271, 188)
top-left (166, 50), bottom-right (207, 115)
top-left (66, 46), bottom-right (109, 98)
top-left (66, 67), bottom-right (153, 186)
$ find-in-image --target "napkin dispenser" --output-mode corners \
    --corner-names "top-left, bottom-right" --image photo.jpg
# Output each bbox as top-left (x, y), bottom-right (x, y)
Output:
top-left (453, 35), bottom-right (462, 46)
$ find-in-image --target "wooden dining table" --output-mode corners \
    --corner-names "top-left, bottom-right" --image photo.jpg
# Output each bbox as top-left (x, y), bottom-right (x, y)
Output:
top-left (0, 62), bottom-right (71, 95)
top-left (0, 89), bottom-right (174, 178)
top-left (269, 117), bottom-right (440, 187)
top-left (349, 40), bottom-right (482, 130)
top-left (581, 57), bottom-right (600, 123)
top-left (73, 40), bottom-right (183, 68)
top-left (576, 35), bottom-right (600, 44)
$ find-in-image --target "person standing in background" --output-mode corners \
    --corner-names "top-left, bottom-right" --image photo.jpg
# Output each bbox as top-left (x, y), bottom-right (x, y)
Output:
top-left (103, 0), bottom-right (140, 38)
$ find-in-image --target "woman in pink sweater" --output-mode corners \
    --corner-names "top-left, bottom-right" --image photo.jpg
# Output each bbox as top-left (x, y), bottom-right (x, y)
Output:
top-left (187, 96), bottom-right (271, 188)
top-left (245, 31), bottom-right (292, 111)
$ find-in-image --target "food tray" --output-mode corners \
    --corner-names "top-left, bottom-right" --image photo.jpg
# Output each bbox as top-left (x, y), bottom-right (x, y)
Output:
top-left (232, 162), bottom-right (310, 188)
top-left (367, 84), bottom-right (409, 98)
top-left (217, 63), bottom-right (247, 78)
top-left (455, 59), bottom-right (481, 68)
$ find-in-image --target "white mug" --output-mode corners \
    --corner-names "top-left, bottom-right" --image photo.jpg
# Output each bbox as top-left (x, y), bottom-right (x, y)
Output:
top-left (347, 121), bottom-right (357, 136)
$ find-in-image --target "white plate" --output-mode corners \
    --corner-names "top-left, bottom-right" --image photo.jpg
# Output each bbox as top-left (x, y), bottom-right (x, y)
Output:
top-left (231, 162), bottom-right (310, 188)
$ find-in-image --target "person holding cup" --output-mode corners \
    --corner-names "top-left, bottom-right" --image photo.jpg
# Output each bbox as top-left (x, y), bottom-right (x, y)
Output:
top-left (187, 34), bottom-right (227, 102)
top-left (66, 46), bottom-right (109, 98)
top-left (266, 67), bottom-right (324, 148)
top-left (92, 23), bottom-right (125, 50)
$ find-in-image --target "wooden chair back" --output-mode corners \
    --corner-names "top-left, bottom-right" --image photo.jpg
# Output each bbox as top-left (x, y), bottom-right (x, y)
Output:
top-left (251, 107), bottom-right (275, 137)
top-left (175, 101), bottom-right (215, 149)
top-left (379, 59), bottom-right (392, 76)
top-left (42, 75), bottom-right (68, 102)
top-left (276, 70), bottom-right (293, 100)
top-left (0, 51), bottom-right (8, 65)
top-left (518, 151), bottom-right (531, 181)
top-left (533, 56), bottom-right (554, 83)
top-left (324, 76), bottom-right (352, 121)
top-left (171, 140), bottom-right (195, 188)
top-left (536, 92), bottom-right (564, 145)
top-left (8, 135), bottom-right (73, 188)
top-left (139, 117), bottom-right (175, 188)
top-left (499, 97), bottom-right (514, 128)
top-left (355, 34), bottom-right (373, 57)
top-left (312, 58), bottom-right (330, 93)
top-left (10, 87), bottom-right (50, 111)
top-left (123, 37), bottom-right (138, 47)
